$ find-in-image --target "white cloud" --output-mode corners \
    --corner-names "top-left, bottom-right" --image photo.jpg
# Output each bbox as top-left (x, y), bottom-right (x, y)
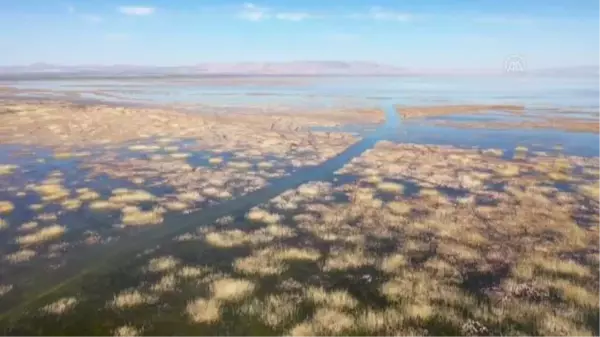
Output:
top-left (368, 7), bottom-right (412, 21)
top-left (275, 12), bottom-right (311, 21)
top-left (238, 3), bottom-right (313, 22)
top-left (118, 6), bottom-right (155, 16)
top-left (238, 3), bottom-right (269, 21)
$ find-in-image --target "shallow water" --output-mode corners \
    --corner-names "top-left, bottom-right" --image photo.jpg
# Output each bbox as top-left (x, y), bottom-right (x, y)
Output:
top-left (4, 75), bottom-right (599, 111)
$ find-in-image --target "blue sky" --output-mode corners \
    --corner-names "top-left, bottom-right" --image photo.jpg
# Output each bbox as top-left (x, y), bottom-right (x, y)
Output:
top-left (0, 0), bottom-right (598, 69)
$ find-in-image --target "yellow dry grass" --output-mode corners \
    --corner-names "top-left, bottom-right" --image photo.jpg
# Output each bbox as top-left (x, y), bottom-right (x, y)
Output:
top-left (205, 229), bottom-right (249, 248)
top-left (89, 200), bottom-right (122, 211)
top-left (379, 253), bottom-right (407, 274)
top-left (150, 273), bottom-right (177, 293)
top-left (305, 287), bottom-right (358, 309)
top-left (170, 152), bottom-right (191, 159)
top-left (0, 284), bottom-right (13, 297)
top-left (208, 157), bottom-right (224, 165)
top-left (53, 151), bottom-right (90, 159)
top-left (323, 248), bottom-right (375, 271)
top-left (257, 161), bottom-right (274, 169)
top-left (28, 204), bottom-right (44, 211)
top-left (177, 191), bottom-right (204, 202)
top-left (355, 308), bottom-right (404, 334)
top-left (128, 144), bottom-right (161, 152)
top-left (234, 246), bottom-right (320, 276)
top-left (234, 253), bottom-right (286, 276)
top-left (495, 164), bottom-right (520, 177)
top-left (0, 201), bottom-right (14, 214)
top-left (16, 225), bottom-right (66, 246)
top-left (0, 164), bottom-right (18, 175)
top-left (386, 201), bottom-right (411, 215)
top-left (246, 208), bottom-right (281, 224)
top-left (30, 184), bottom-right (70, 202)
top-left (515, 146), bottom-right (528, 152)
top-left (113, 325), bottom-right (141, 337)
top-left (163, 145), bottom-right (179, 152)
top-left (147, 256), bottom-right (180, 273)
top-left (186, 297), bottom-right (222, 323)
top-left (110, 289), bottom-right (158, 309)
top-left (163, 200), bottom-right (189, 211)
top-left (228, 161), bottom-right (252, 169)
top-left (121, 207), bottom-right (163, 226)
top-left (241, 293), bottom-right (301, 329)
top-left (41, 297), bottom-right (78, 315)
top-left (178, 265), bottom-right (209, 279)
top-left (210, 278), bottom-right (256, 302)
top-left (578, 184), bottom-right (599, 200)
top-left (289, 308), bottom-right (354, 336)
top-left (376, 182), bottom-right (405, 194)
top-left (482, 148), bottom-right (504, 157)
top-left (61, 199), bottom-right (82, 211)
top-left (513, 255), bottom-right (591, 280)
top-left (76, 188), bottom-right (100, 201)
top-left (109, 189), bottom-right (156, 204)
top-left (4, 249), bottom-right (37, 263)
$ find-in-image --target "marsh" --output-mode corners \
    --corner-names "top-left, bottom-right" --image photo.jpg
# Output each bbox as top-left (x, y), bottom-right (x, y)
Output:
top-left (0, 74), bottom-right (598, 336)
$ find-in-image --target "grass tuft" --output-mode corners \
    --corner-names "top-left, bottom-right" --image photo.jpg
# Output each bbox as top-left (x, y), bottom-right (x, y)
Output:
top-left (0, 201), bottom-right (15, 214)
top-left (16, 225), bottom-right (66, 245)
top-left (113, 325), bottom-right (141, 337)
top-left (210, 278), bottom-right (256, 302)
top-left (186, 297), bottom-right (221, 323)
top-left (110, 289), bottom-right (158, 309)
top-left (0, 164), bottom-right (18, 175)
top-left (246, 208), bottom-right (281, 224)
top-left (376, 182), bottom-right (405, 194)
top-left (4, 249), bottom-right (37, 263)
top-left (305, 287), bottom-right (358, 309)
top-left (41, 297), bottom-right (78, 315)
top-left (147, 256), bottom-right (180, 273)
top-left (121, 207), bottom-right (163, 226)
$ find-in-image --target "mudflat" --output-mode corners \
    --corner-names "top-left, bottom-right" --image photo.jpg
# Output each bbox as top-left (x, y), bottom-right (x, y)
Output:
top-left (396, 104), bottom-right (525, 119)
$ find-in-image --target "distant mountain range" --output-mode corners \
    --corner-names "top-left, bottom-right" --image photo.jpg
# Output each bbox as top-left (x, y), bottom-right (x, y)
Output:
top-left (0, 62), bottom-right (597, 78)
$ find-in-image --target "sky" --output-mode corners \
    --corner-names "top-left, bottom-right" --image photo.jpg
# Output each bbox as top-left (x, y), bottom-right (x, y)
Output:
top-left (0, 0), bottom-right (598, 69)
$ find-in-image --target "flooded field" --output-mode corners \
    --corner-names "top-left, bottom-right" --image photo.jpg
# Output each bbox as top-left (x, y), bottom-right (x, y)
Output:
top-left (0, 75), bottom-right (598, 335)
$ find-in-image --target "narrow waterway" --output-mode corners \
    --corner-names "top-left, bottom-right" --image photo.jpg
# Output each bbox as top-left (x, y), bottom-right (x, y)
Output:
top-left (0, 104), bottom-right (400, 324)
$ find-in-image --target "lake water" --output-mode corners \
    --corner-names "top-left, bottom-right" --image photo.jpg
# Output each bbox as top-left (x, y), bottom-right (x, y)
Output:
top-left (4, 75), bottom-right (599, 111)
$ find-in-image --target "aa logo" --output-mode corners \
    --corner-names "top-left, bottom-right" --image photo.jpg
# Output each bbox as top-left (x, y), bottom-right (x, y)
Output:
top-left (504, 55), bottom-right (526, 74)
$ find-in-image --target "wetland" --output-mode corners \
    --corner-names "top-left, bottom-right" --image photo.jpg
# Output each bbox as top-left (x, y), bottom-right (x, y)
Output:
top-left (0, 75), bottom-right (598, 336)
